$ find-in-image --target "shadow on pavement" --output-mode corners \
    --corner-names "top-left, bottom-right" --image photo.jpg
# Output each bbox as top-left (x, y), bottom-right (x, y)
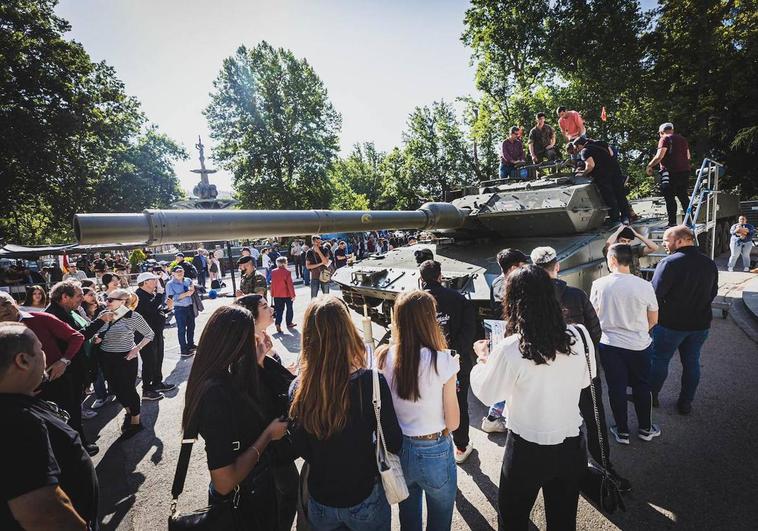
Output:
top-left (96, 399), bottom-right (165, 530)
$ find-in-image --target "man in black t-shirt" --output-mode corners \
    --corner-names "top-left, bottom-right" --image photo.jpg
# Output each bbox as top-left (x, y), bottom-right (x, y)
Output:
top-left (574, 137), bottom-right (630, 224)
top-left (334, 240), bottom-right (350, 269)
top-left (305, 236), bottom-right (333, 298)
top-left (0, 323), bottom-right (99, 530)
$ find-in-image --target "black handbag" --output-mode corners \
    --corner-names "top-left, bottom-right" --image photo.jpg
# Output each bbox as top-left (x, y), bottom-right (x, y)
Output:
top-left (168, 426), bottom-right (244, 531)
top-left (574, 325), bottom-right (626, 514)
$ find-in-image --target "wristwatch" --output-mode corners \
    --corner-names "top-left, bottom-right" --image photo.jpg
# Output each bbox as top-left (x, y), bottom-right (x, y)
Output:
top-left (59, 358), bottom-right (71, 367)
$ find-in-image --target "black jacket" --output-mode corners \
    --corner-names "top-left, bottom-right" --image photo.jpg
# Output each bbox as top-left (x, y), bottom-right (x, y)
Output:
top-left (191, 255), bottom-right (207, 274)
top-left (177, 260), bottom-right (197, 279)
top-left (552, 279), bottom-right (602, 345)
top-left (424, 281), bottom-right (476, 365)
top-left (45, 302), bottom-right (103, 342)
top-left (135, 288), bottom-right (166, 332)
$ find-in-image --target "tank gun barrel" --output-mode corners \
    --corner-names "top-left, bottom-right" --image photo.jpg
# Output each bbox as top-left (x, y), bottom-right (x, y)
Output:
top-left (73, 202), bottom-right (467, 245)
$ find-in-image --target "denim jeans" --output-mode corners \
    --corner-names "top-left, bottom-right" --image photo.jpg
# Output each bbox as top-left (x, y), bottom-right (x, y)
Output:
top-left (399, 435), bottom-right (457, 531)
top-left (273, 297), bottom-right (294, 326)
top-left (310, 279), bottom-right (330, 298)
top-left (174, 306), bottom-right (196, 354)
top-left (650, 325), bottom-right (709, 403)
top-left (93, 367), bottom-right (108, 400)
top-left (499, 162), bottom-right (515, 179)
top-left (728, 240), bottom-right (752, 270)
top-left (303, 265), bottom-right (311, 286)
top-left (599, 343), bottom-right (653, 433)
top-left (308, 481), bottom-right (390, 531)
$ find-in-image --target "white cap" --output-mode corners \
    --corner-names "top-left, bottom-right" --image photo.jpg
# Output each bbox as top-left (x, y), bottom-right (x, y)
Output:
top-left (136, 272), bottom-right (159, 283)
top-left (530, 246), bottom-right (557, 265)
top-left (659, 122), bottom-right (674, 133)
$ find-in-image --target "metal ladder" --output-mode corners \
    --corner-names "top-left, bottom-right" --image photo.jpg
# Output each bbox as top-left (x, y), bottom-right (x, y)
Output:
top-left (639, 158), bottom-right (723, 280)
top-left (683, 158), bottom-right (723, 259)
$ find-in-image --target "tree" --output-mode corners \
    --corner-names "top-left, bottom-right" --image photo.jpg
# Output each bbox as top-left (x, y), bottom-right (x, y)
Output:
top-left (402, 101), bottom-right (475, 201)
top-left (0, 0), bottom-right (185, 244)
top-left (462, 0), bottom-right (552, 107)
top-left (328, 143), bottom-right (385, 209)
top-left (205, 42), bottom-right (342, 210)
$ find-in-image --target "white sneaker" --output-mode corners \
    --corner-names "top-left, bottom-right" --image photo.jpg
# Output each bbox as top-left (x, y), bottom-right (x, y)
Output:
top-left (744, 268), bottom-right (750, 272)
top-left (481, 416), bottom-right (507, 433)
top-left (727, 268), bottom-right (733, 272)
top-left (90, 395), bottom-right (115, 409)
top-left (455, 443), bottom-right (474, 464)
top-left (81, 407), bottom-right (97, 420)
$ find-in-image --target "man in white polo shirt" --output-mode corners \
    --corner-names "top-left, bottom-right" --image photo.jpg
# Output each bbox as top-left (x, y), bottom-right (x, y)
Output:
top-left (590, 244), bottom-right (660, 445)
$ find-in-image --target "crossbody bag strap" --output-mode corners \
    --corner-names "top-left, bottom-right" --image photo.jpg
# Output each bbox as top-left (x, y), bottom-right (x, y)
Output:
top-left (572, 325), bottom-right (610, 471)
top-left (170, 423), bottom-right (199, 513)
top-left (371, 369), bottom-right (389, 468)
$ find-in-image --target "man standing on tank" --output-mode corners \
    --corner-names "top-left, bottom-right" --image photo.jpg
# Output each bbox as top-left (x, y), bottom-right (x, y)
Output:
top-left (419, 260), bottom-right (476, 464)
top-left (574, 136), bottom-right (631, 224)
top-left (646, 123), bottom-right (691, 227)
top-left (528, 112), bottom-right (558, 164)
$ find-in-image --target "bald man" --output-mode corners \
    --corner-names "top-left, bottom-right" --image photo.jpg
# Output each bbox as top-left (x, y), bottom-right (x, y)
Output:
top-left (649, 226), bottom-right (718, 415)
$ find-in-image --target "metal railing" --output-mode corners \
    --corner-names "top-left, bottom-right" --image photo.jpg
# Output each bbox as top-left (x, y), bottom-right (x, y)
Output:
top-left (683, 158), bottom-right (723, 259)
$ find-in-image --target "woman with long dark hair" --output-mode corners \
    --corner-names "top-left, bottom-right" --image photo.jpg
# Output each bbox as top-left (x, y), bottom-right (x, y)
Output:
top-left (377, 290), bottom-right (460, 531)
top-left (289, 295), bottom-right (402, 531)
top-left (23, 285), bottom-right (48, 308)
top-left (235, 294), bottom-right (298, 530)
top-left (471, 265), bottom-right (596, 530)
top-left (182, 305), bottom-right (288, 529)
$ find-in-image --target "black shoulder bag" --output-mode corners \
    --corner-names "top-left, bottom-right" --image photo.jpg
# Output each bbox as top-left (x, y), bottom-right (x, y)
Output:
top-left (574, 325), bottom-right (626, 514)
top-left (168, 424), bottom-right (243, 531)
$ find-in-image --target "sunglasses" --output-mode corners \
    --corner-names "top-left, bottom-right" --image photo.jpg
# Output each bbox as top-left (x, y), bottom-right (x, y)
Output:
top-left (107, 297), bottom-right (127, 302)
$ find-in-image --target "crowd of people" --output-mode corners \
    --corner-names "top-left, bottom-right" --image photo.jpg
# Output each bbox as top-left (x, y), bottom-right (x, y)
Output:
top-left (1, 214), bottom-right (726, 530)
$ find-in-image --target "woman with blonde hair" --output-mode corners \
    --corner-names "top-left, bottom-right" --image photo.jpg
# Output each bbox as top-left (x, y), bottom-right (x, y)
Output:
top-left (289, 295), bottom-right (402, 530)
top-left (377, 290), bottom-right (460, 531)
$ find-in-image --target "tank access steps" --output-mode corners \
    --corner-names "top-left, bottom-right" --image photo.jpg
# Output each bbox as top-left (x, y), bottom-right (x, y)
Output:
top-left (640, 158), bottom-right (725, 279)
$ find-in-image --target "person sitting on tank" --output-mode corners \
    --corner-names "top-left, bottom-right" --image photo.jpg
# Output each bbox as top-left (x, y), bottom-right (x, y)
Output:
top-left (603, 225), bottom-right (659, 277)
top-left (573, 136), bottom-right (631, 225)
top-left (499, 126), bottom-right (526, 179)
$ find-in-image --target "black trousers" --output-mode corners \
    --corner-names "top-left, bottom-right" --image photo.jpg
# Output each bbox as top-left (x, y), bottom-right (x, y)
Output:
top-left (578, 376), bottom-right (611, 466)
top-left (295, 255), bottom-right (303, 278)
top-left (453, 357), bottom-right (472, 450)
top-left (663, 170), bottom-right (690, 225)
top-left (595, 176), bottom-right (631, 223)
top-left (599, 344), bottom-right (653, 433)
top-left (38, 368), bottom-right (84, 439)
top-left (498, 432), bottom-right (585, 531)
top-left (140, 329), bottom-right (164, 390)
top-left (101, 351), bottom-right (140, 416)
top-left (272, 462), bottom-right (298, 531)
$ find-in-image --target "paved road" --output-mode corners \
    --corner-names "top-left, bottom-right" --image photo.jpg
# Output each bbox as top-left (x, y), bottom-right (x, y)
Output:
top-left (87, 277), bottom-right (758, 530)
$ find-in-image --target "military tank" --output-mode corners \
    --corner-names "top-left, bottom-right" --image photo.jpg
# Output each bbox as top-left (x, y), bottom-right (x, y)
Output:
top-left (74, 159), bottom-right (739, 329)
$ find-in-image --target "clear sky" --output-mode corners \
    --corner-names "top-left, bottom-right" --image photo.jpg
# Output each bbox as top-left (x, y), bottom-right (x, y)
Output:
top-left (55, 0), bottom-right (478, 196)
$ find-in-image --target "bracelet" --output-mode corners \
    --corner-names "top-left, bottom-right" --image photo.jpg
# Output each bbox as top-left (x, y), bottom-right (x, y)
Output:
top-left (251, 445), bottom-right (260, 461)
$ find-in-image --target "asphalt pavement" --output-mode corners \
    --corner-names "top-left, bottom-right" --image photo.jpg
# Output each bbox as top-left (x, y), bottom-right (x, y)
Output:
top-left (86, 274), bottom-right (758, 530)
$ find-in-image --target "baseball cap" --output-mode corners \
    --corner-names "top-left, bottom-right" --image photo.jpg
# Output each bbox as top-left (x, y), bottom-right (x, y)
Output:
top-left (136, 272), bottom-right (159, 283)
top-left (530, 246), bottom-right (557, 265)
top-left (175, 252), bottom-right (185, 258)
top-left (172, 265), bottom-right (185, 273)
top-left (237, 256), bottom-right (253, 265)
top-left (659, 122), bottom-right (674, 133)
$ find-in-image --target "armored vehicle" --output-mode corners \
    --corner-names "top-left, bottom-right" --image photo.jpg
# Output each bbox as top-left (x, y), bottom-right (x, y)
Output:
top-left (74, 159), bottom-right (738, 329)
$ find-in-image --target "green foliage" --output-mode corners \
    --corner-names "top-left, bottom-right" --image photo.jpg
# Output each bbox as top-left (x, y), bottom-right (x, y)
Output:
top-left (402, 101), bottom-right (474, 201)
top-left (128, 248), bottom-right (147, 269)
top-left (328, 143), bottom-right (385, 210)
top-left (205, 42), bottom-right (341, 210)
top-left (0, 0), bottom-right (186, 244)
top-left (461, 0), bottom-right (758, 199)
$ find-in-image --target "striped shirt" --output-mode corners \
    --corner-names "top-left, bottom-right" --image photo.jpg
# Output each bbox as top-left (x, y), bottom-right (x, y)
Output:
top-left (96, 310), bottom-right (154, 353)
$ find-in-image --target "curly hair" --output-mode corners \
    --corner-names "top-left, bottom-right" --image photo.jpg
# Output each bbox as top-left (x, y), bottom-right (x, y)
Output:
top-left (502, 265), bottom-right (574, 364)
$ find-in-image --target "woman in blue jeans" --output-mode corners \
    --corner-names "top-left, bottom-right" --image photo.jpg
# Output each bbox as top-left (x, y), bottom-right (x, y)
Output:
top-left (289, 296), bottom-right (402, 530)
top-left (377, 290), bottom-right (460, 531)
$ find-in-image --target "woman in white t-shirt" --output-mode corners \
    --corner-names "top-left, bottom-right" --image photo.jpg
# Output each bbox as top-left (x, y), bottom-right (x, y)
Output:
top-left (377, 290), bottom-right (460, 531)
top-left (471, 265), bottom-right (595, 531)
